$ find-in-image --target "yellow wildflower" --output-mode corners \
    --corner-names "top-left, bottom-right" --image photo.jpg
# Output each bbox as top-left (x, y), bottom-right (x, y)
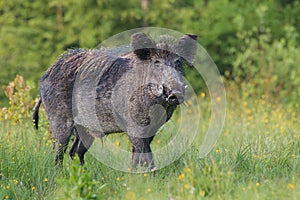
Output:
top-left (126, 191), bottom-right (136, 200)
top-left (177, 173), bottom-right (185, 180)
top-left (114, 141), bottom-right (120, 147)
top-left (185, 167), bottom-right (191, 173)
top-left (288, 184), bottom-right (294, 189)
top-left (246, 109), bottom-right (252, 114)
top-left (200, 190), bottom-right (205, 197)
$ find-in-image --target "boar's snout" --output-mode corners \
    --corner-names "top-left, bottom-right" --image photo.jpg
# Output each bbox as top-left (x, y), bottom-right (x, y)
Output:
top-left (166, 90), bottom-right (184, 105)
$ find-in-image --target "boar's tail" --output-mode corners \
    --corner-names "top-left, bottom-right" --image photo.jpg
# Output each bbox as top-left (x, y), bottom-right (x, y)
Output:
top-left (32, 97), bottom-right (42, 130)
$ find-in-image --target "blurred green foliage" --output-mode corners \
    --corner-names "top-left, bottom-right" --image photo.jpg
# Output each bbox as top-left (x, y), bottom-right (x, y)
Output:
top-left (0, 0), bottom-right (299, 105)
top-left (231, 25), bottom-right (300, 103)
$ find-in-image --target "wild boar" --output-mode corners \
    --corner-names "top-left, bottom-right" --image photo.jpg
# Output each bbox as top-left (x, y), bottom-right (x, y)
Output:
top-left (33, 32), bottom-right (197, 170)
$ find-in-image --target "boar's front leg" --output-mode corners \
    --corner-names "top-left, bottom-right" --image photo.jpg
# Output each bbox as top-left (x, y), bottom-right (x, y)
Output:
top-left (129, 136), bottom-right (155, 170)
top-left (69, 130), bottom-right (80, 160)
top-left (69, 125), bottom-right (94, 165)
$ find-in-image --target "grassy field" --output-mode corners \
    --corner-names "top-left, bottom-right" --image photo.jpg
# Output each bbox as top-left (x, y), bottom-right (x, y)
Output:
top-left (0, 89), bottom-right (299, 199)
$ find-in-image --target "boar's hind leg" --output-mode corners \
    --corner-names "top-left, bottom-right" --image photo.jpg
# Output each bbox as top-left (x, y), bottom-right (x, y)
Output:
top-left (129, 136), bottom-right (155, 170)
top-left (50, 118), bottom-right (74, 166)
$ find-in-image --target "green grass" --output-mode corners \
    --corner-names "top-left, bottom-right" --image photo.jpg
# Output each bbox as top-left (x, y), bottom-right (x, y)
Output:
top-left (0, 95), bottom-right (299, 200)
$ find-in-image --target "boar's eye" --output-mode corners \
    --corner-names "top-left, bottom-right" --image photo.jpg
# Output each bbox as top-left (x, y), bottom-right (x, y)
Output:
top-left (154, 60), bottom-right (161, 65)
top-left (174, 57), bottom-right (183, 66)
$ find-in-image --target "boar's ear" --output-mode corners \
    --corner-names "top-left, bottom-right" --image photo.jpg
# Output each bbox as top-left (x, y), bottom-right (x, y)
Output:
top-left (175, 34), bottom-right (198, 64)
top-left (131, 32), bottom-right (156, 60)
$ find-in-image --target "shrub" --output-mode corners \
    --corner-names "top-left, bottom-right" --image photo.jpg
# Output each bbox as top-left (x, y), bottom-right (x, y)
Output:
top-left (229, 25), bottom-right (300, 103)
top-left (0, 75), bottom-right (32, 124)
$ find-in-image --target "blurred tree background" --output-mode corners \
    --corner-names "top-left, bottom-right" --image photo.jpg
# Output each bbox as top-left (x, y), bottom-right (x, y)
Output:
top-left (0, 0), bottom-right (299, 106)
